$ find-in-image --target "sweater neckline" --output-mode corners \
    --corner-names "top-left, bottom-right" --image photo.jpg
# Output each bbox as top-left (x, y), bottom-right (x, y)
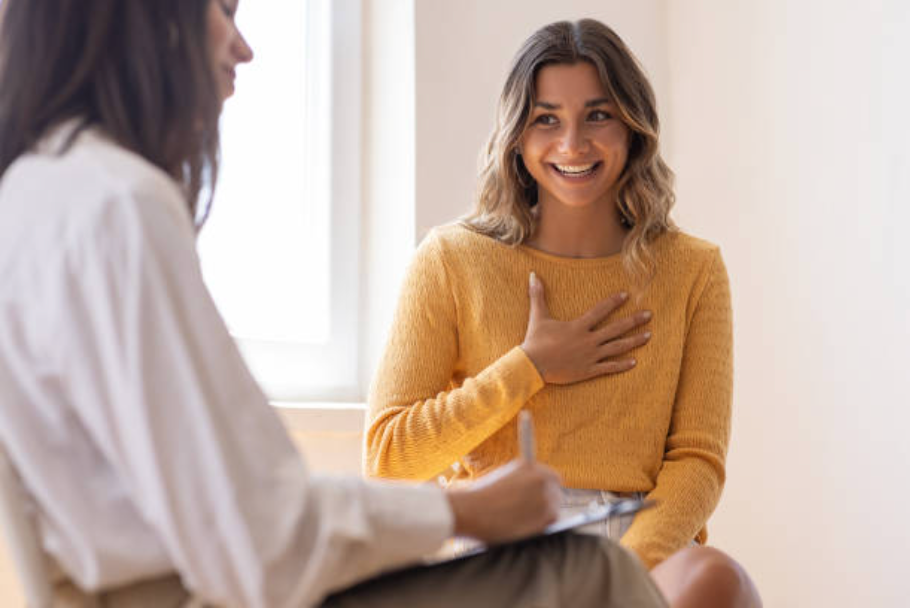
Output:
top-left (516, 243), bottom-right (626, 268)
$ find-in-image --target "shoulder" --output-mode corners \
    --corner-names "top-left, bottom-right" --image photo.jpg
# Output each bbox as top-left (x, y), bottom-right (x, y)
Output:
top-left (419, 222), bottom-right (514, 262)
top-left (402, 223), bottom-right (517, 293)
top-left (0, 122), bottom-right (199, 297)
top-left (650, 230), bottom-right (729, 303)
top-left (654, 230), bottom-right (720, 256)
top-left (2, 122), bottom-right (193, 244)
top-left (652, 230), bottom-right (724, 270)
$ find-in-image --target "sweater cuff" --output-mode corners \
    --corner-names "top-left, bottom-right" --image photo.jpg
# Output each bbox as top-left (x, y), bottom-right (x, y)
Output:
top-left (503, 346), bottom-right (546, 395)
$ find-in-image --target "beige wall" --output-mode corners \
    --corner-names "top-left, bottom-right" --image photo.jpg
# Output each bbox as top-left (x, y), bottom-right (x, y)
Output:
top-left (665, 1), bottom-right (910, 606)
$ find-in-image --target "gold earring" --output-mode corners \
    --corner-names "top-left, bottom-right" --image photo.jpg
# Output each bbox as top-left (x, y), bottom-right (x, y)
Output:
top-left (617, 202), bottom-right (634, 227)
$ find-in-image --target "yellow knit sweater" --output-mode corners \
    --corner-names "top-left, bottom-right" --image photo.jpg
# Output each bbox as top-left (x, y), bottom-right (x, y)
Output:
top-left (365, 224), bottom-right (733, 568)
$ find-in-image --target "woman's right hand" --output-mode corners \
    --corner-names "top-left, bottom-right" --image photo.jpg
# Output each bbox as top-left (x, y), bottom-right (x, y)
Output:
top-left (520, 272), bottom-right (652, 384)
top-left (445, 459), bottom-right (562, 543)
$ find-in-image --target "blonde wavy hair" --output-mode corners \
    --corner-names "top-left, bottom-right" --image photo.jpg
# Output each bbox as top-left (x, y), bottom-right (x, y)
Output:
top-left (463, 19), bottom-right (676, 276)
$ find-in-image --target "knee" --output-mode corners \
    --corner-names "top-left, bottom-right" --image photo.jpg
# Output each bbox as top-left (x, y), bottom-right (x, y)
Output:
top-left (679, 547), bottom-right (761, 608)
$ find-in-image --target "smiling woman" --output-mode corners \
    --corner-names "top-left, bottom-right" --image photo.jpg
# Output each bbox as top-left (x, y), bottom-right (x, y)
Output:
top-left (463, 19), bottom-right (675, 275)
top-left (365, 18), bottom-right (761, 608)
top-left (520, 62), bottom-right (631, 258)
top-left (523, 64), bottom-right (629, 194)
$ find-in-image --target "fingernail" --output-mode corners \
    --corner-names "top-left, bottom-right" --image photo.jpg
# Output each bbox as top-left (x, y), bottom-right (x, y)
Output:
top-left (643, 331), bottom-right (651, 339)
top-left (630, 358), bottom-right (637, 366)
top-left (529, 271), bottom-right (538, 288)
top-left (642, 311), bottom-right (652, 320)
top-left (619, 291), bottom-right (629, 300)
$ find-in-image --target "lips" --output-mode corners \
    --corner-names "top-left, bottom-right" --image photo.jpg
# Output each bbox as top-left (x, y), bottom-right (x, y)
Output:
top-left (550, 161), bottom-right (602, 178)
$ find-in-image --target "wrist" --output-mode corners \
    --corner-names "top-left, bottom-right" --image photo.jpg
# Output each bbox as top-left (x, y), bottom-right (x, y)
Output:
top-left (445, 488), bottom-right (478, 539)
top-left (519, 343), bottom-right (547, 382)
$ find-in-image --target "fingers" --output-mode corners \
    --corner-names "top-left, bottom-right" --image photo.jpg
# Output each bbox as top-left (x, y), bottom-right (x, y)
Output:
top-left (523, 278), bottom-right (653, 386)
top-left (597, 330), bottom-right (651, 359)
top-left (527, 271), bottom-right (550, 322)
top-left (584, 358), bottom-right (638, 380)
top-left (542, 484), bottom-right (561, 526)
top-left (524, 462), bottom-right (562, 527)
top-left (577, 291), bottom-right (629, 329)
top-left (527, 460), bottom-right (563, 486)
top-left (592, 309), bottom-right (652, 343)
top-left (450, 457), bottom-right (568, 542)
top-left (514, 460), bottom-right (563, 504)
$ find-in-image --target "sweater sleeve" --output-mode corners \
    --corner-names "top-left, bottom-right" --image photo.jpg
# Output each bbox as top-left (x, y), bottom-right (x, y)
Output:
top-left (620, 249), bottom-right (733, 569)
top-left (364, 232), bottom-right (544, 480)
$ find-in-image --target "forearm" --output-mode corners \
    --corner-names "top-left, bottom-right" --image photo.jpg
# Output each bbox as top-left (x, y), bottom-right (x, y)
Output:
top-left (294, 476), bottom-right (452, 599)
top-left (365, 346), bottom-right (544, 480)
top-left (621, 454), bottom-right (725, 569)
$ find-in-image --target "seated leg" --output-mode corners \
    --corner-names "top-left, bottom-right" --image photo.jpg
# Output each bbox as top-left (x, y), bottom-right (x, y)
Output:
top-left (650, 546), bottom-right (762, 608)
top-left (322, 533), bottom-right (667, 608)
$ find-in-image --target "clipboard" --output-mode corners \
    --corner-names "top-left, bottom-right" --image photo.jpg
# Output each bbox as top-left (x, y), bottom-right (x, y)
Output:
top-left (542, 497), bottom-right (655, 536)
top-left (426, 497), bottom-right (655, 565)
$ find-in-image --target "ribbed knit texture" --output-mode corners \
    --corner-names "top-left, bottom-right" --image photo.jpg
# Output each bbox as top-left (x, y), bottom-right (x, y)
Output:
top-left (365, 224), bottom-right (733, 568)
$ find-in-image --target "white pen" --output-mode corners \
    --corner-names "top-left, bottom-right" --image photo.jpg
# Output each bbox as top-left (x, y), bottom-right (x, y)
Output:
top-left (518, 410), bottom-right (536, 462)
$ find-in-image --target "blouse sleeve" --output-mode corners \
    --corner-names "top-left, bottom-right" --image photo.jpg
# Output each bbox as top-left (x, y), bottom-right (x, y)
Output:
top-left (56, 184), bottom-right (452, 608)
top-left (364, 232), bottom-right (544, 480)
top-left (620, 249), bottom-right (734, 569)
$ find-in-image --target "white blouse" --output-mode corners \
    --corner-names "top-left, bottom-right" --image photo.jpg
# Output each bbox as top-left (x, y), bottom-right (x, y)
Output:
top-left (0, 123), bottom-right (452, 608)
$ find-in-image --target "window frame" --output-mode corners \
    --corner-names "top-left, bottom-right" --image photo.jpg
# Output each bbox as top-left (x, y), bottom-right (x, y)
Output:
top-left (232, 0), bottom-right (363, 402)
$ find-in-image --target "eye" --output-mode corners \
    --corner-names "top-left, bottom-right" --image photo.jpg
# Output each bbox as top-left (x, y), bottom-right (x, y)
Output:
top-left (218, 0), bottom-right (236, 18)
top-left (588, 109), bottom-right (613, 122)
top-left (533, 114), bottom-right (558, 126)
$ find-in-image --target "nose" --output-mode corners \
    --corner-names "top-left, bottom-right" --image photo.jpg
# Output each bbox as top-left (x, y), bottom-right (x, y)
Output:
top-left (233, 29), bottom-right (254, 64)
top-left (557, 122), bottom-right (589, 156)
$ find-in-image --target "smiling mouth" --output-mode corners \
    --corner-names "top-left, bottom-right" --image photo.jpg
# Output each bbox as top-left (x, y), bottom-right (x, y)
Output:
top-left (550, 161), bottom-right (602, 178)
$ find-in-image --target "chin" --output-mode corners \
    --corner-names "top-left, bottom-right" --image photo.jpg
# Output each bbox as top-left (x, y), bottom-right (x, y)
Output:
top-left (541, 197), bottom-right (597, 210)
top-left (543, 188), bottom-right (609, 208)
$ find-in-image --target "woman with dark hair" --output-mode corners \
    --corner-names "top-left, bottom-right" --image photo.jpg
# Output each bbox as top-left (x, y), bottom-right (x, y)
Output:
top-left (0, 2), bottom-right (668, 607)
top-left (0, 0), bottom-right (227, 219)
top-left (365, 19), bottom-right (761, 608)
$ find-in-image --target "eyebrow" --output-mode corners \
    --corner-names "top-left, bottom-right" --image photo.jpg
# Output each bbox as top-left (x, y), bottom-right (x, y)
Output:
top-left (533, 98), bottom-right (613, 110)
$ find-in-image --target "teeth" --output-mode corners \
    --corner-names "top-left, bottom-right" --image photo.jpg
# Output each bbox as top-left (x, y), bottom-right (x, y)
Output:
top-left (555, 163), bottom-right (596, 175)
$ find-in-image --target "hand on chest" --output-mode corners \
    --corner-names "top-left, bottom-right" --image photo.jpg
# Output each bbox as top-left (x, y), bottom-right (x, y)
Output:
top-left (456, 267), bottom-right (687, 378)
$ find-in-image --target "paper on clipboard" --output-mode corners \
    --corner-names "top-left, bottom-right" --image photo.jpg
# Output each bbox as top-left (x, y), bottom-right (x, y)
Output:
top-left (541, 497), bottom-right (655, 536)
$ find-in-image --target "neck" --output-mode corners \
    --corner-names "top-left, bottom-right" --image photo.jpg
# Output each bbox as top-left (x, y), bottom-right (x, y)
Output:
top-left (526, 195), bottom-right (627, 259)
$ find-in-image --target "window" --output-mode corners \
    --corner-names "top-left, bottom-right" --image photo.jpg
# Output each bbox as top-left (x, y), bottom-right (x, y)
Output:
top-left (198, 0), bottom-right (362, 401)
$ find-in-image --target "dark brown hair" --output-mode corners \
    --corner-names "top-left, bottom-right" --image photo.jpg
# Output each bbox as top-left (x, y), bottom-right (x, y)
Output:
top-left (0, 0), bottom-right (221, 224)
top-left (464, 19), bottom-right (676, 275)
